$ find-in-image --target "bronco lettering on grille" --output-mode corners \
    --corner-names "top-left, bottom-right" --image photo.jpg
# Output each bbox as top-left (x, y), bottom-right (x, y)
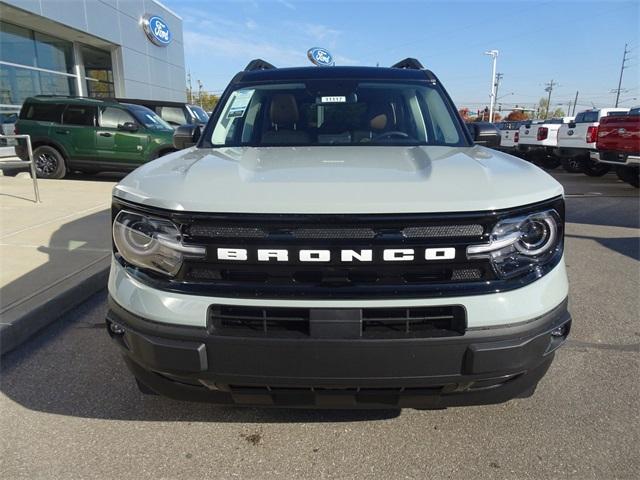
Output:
top-left (216, 248), bottom-right (456, 263)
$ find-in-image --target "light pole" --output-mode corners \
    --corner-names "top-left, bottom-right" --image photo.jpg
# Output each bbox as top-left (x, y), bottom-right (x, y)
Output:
top-left (484, 50), bottom-right (499, 123)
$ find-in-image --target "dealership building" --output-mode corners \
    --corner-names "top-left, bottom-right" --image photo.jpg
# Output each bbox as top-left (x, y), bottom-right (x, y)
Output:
top-left (0, 0), bottom-right (186, 120)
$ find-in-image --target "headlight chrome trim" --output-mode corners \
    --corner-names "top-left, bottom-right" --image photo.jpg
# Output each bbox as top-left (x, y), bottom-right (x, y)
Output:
top-left (113, 210), bottom-right (206, 277)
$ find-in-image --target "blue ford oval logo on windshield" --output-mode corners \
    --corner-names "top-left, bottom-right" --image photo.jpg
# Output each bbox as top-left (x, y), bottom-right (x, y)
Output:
top-left (142, 14), bottom-right (172, 46)
top-left (307, 47), bottom-right (334, 66)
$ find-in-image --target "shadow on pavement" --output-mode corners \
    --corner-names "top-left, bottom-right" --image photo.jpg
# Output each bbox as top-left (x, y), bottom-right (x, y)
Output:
top-left (1, 291), bottom-right (400, 424)
top-left (0, 210), bottom-right (110, 329)
top-left (565, 196), bottom-right (639, 230)
top-left (566, 234), bottom-right (640, 262)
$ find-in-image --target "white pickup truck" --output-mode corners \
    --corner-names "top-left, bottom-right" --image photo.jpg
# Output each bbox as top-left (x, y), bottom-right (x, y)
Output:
top-left (556, 108), bottom-right (629, 174)
top-left (517, 117), bottom-right (574, 169)
top-left (497, 121), bottom-right (525, 152)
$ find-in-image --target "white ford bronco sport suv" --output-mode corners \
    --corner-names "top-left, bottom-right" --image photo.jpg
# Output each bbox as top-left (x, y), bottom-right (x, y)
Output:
top-left (107, 58), bottom-right (571, 408)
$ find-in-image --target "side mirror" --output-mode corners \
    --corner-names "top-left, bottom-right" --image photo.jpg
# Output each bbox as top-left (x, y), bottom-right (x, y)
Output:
top-left (118, 122), bottom-right (138, 132)
top-left (469, 123), bottom-right (501, 148)
top-left (173, 124), bottom-right (202, 150)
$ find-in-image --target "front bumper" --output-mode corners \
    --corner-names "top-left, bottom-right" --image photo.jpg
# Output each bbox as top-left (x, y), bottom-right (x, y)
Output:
top-left (107, 296), bottom-right (571, 408)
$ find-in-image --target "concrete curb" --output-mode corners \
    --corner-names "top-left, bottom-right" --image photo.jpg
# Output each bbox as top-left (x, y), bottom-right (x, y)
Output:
top-left (0, 257), bottom-right (110, 355)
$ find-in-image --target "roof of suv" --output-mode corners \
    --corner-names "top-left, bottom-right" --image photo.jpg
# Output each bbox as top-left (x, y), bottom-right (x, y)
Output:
top-left (235, 66), bottom-right (437, 84)
top-left (26, 96), bottom-right (123, 107)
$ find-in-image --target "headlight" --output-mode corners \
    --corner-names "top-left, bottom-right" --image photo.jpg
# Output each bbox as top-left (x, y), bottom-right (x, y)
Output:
top-left (467, 209), bottom-right (562, 279)
top-left (113, 210), bottom-right (205, 276)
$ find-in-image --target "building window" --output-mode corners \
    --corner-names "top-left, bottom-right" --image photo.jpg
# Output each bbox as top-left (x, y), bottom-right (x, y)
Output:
top-left (0, 21), bottom-right (77, 106)
top-left (0, 63), bottom-right (75, 105)
top-left (82, 46), bottom-right (114, 98)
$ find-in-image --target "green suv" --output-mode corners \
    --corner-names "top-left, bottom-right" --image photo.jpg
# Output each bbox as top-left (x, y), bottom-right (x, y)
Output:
top-left (15, 96), bottom-right (176, 179)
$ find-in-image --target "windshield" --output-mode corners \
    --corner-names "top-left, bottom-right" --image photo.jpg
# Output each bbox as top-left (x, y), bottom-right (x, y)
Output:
top-left (188, 105), bottom-right (209, 123)
top-left (206, 81), bottom-right (468, 147)
top-left (129, 105), bottom-right (173, 131)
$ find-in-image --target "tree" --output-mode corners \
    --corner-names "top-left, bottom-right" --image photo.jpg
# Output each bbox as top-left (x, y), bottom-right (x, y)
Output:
top-left (458, 107), bottom-right (471, 122)
top-left (196, 91), bottom-right (220, 112)
top-left (537, 98), bottom-right (565, 119)
top-left (506, 110), bottom-right (529, 121)
top-left (538, 97), bottom-right (549, 119)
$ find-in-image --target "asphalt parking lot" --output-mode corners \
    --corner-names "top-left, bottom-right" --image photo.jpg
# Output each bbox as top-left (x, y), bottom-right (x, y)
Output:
top-left (1, 171), bottom-right (638, 480)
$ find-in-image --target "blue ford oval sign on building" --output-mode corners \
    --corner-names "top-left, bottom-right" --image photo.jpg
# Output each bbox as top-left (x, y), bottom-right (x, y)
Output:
top-left (307, 47), bottom-right (334, 66)
top-left (142, 14), bottom-right (172, 46)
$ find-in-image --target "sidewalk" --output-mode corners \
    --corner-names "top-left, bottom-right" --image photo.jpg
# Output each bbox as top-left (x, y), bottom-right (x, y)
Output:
top-left (0, 175), bottom-right (116, 354)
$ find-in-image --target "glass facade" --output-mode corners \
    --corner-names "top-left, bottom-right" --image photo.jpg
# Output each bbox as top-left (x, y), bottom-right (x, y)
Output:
top-left (0, 20), bottom-right (114, 108)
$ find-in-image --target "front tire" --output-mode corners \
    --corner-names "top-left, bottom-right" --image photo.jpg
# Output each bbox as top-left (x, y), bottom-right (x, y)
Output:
top-left (615, 166), bottom-right (640, 188)
top-left (561, 157), bottom-right (584, 173)
top-left (33, 145), bottom-right (66, 179)
top-left (582, 159), bottom-right (610, 177)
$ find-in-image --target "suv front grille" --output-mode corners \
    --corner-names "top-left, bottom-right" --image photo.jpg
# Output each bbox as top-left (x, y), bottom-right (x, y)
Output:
top-left (112, 197), bottom-right (564, 300)
top-left (209, 305), bottom-right (466, 338)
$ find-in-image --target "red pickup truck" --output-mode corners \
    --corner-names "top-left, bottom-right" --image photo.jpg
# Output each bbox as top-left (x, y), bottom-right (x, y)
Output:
top-left (591, 107), bottom-right (640, 187)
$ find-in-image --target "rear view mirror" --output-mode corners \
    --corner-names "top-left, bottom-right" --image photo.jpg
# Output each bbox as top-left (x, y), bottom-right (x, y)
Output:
top-left (173, 124), bottom-right (202, 150)
top-left (468, 123), bottom-right (501, 148)
top-left (118, 122), bottom-right (138, 132)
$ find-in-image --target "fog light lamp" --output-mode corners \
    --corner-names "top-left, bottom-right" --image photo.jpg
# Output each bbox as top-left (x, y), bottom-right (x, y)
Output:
top-left (109, 322), bottom-right (125, 335)
top-left (550, 326), bottom-right (566, 337)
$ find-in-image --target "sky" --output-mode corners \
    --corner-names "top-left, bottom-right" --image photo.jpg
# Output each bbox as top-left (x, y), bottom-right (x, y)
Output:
top-left (163, 0), bottom-right (640, 114)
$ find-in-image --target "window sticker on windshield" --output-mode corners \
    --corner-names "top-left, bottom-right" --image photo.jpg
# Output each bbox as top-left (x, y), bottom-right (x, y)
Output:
top-left (320, 96), bottom-right (346, 103)
top-left (227, 89), bottom-right (255, 118)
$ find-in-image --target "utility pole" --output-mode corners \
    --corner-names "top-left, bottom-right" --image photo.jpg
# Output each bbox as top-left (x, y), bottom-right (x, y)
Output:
top-left (544, 79), bottom-right (557, 119)
top-left (614, 43), bottom-right (630, 107)
top-left (197, 80), bottom-right (203, 107)
top-left (484, 50), bottom-right (499, 123)
top-left (494, 73), bottom-right (504, 119)
top-left (572, 91), bottom-right (579, 115)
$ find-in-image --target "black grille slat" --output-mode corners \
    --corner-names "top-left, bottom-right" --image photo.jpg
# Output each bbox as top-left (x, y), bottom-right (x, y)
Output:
top-left (210, 305), bottom-right (466, 338)
top-left (402, 224), bottom-right (484, 238)
top-left (294, 228), bottom-right (375, 240)
top-left (187, 224), bottom-right (484, 241)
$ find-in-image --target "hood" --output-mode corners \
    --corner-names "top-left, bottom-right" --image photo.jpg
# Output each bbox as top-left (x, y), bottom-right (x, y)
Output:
top-left (113, 146), bottom-right (563, 214)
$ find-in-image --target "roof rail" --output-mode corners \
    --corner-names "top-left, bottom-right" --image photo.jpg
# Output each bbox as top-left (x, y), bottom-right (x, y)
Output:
top-left (34, 94), bottom-right (78, 98)
top-left (33, 94), bottom-right (112, 101)
top-left (391, 58), bottom-right (424, 70)
top-left (244, 59), bottom-right (276, 71)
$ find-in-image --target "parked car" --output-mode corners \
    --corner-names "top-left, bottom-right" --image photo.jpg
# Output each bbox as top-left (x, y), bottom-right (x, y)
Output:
top-left (591, 107), bottom-right (640, 187)
top-left (517, 117), bottom-right (574, 169)
top-left (15, 96), bottom-right (176, 178)
top-left (106, 57), bottom-right (571, 408)
top-left (117, 98), bottom-right (209, 128)
top-left (556, 108), bottom-right (629, 175)
top-left (497, 121), bottom-right (526, 152)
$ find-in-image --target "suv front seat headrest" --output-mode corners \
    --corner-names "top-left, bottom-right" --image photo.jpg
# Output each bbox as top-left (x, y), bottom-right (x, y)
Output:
top-left (270, 94), bottom-right (299, 128)
top-left (368, 102), bottom-right (395, 131)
